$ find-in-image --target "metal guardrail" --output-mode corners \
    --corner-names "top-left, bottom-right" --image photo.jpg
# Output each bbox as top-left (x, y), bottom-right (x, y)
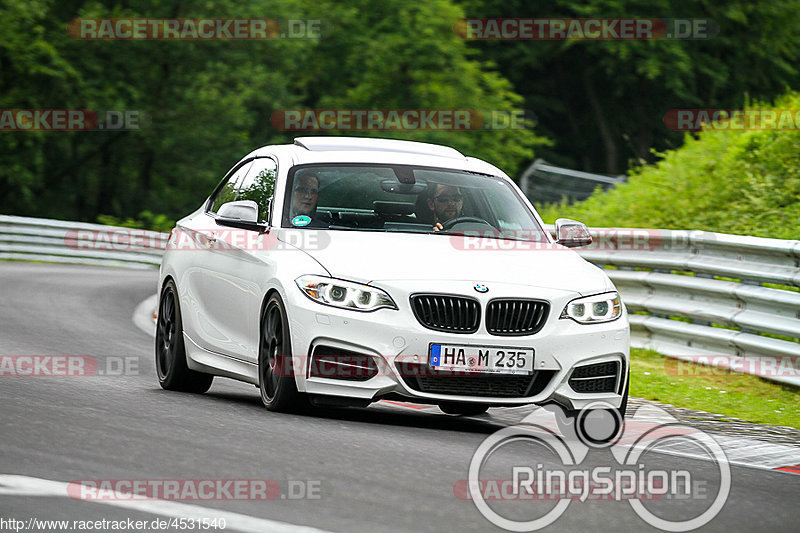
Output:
top-left (519, 159), bottom-right (626, 204)
top-left (571, 228), bottom-right (800, 387)
top-left (1, 215), bottom-right (798, 386)
top-left (0, 215), bottom-right (167, 269)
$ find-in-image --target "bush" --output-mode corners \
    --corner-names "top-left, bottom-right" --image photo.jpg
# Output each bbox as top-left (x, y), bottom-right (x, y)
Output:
top-left (537, 92), bottom-right (800, 240)
top-left (97, 211), bottom-right (175, 233)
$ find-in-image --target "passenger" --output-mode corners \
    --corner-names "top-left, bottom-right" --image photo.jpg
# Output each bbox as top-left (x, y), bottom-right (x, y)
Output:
top-left (291, 173), bottom-right (320, 217)
top-left (290, 172), bottom-right (330, 227)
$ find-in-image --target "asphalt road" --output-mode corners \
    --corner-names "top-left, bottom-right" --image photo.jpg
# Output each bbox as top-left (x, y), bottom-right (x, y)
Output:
top-left (0, 263), bottom-right (796, 533)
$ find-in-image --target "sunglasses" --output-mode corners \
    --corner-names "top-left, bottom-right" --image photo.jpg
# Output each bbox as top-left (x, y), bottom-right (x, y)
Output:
top-left (434, 194), bottom-right (463, 204)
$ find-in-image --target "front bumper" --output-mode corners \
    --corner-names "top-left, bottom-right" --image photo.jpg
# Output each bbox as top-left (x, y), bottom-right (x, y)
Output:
top-left (287, 279), bottom-right (629, 410)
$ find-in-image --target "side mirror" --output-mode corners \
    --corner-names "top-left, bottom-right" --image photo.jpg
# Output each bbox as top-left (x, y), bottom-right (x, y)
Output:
top-left (217, 200), bottom-right (258, 222)
top-left (555, 218), bottom-right (592, 248)
top-left (215, 200), bottom-right (267, 232)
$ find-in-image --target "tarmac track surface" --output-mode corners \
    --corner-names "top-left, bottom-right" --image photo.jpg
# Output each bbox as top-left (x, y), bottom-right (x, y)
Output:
top-left (0, 263), bottom-right (796, 532)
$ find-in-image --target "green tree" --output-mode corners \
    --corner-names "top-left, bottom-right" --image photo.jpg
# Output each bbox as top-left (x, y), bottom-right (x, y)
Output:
top-left (0, 0), bottom-right (544, 226)
top-left (304, 0), bottom-right (546, 176)
top-left (456, 0), bottom-right (800, 174)
top-left (537, 92), bottom-right (800, 239)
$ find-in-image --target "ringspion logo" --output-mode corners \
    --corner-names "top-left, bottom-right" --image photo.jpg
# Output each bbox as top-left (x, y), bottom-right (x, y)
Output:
top-left (464, 404), bottom-right (730, 531)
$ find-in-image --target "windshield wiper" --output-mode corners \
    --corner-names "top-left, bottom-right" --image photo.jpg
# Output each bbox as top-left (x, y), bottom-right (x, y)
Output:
top-left (326, 225), bottom-right (387, 232)
top-left (327, 224), bottom-right (357, 230)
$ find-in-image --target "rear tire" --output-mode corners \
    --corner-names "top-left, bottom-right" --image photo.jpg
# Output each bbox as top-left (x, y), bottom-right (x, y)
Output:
top-left (258, 293), bottom-right (308, 412)
top-left (155, 279), bottom-right (214, 393)
top-left (438, 402), bottom-right (489, 416)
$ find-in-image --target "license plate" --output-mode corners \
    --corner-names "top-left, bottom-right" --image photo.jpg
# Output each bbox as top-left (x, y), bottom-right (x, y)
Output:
top-left (429, 343), bottom-right (534, 375)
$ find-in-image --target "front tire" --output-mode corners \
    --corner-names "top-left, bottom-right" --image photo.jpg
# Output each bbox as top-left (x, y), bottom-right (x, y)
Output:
top-left (258, 293), bottom-right (307, 412)
top-left (155, 279), bottom-right (214, 393)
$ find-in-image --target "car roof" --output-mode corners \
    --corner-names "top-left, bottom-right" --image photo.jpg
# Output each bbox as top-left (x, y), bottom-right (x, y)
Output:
top-left (293, 136), bottom-right (466, 160)
top-left (245, 136), bottom-right (509, 178)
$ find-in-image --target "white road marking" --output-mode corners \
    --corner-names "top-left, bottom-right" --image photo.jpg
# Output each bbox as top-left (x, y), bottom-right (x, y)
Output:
top-left (133, 293), bottom-right (158, 337)
top-left (618, 406), bottom-right (800, 471)
top-left (0, 475), bottom-right (334, 533)
top-left (378, 401), bottom-right (800, 473)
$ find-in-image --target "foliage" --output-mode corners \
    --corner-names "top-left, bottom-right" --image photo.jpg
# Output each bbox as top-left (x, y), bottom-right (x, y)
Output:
top-left (4, 0), bottom-right (800, 232)
top-left (0, 0), bottom-right (538, 225)
top-left (631, 348), bottom-right (800, 428)
top-left (97, 210), bottom-right (174, 232)
top-left (307, 0), bottom-right (546, 175)
top-left (537, 92), bottom-right (800, 240)
top-left (456, 0), bottom-right (800, 174)
top-left (234, 167), bottom-right (276, 222)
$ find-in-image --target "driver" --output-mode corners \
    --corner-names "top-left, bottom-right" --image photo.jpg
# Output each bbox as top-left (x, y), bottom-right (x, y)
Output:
top-left (427, 183), bottom-right (464, 231)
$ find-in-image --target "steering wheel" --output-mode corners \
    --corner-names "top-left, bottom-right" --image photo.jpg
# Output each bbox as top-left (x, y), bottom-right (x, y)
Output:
top-left (441, 216), bottom-right (494, 231)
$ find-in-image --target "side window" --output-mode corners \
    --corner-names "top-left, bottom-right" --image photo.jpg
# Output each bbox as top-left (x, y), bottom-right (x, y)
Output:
top-left (234, 157), bottom-right (277, 224)
top-left (210, 160), bottom-right (254, 214)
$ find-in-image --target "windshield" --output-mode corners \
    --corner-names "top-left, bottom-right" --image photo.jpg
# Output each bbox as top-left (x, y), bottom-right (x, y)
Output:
top-left (281, 164), bottom-right (548, 241)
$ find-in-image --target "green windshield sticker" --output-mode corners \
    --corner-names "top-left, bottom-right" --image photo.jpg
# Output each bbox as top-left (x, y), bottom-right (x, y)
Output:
top-left (292, 215), bottom-right (311, 226)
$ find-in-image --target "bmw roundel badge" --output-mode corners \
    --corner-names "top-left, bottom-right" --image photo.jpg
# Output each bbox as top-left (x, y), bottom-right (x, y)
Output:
top-left (474, 283), bottom-right (489, 293)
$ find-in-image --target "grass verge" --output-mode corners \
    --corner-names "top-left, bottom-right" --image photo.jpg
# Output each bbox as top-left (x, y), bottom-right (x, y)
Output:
top-left (630, 348), bottom-right (800, 429)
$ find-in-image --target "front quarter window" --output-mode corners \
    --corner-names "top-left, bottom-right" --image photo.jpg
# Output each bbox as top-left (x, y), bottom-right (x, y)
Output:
top-left (235, 158), bottom-right (277, 223)
top-left (210, 160), bottom-right (253, 214)
top-left (209, 157), bottom-right (277, 224)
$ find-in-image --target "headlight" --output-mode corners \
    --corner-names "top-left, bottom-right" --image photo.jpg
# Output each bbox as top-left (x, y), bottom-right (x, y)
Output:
top-left (560, 292), bottom-right (622, 324)
top-left (295, 275), bottom-right (397, 312)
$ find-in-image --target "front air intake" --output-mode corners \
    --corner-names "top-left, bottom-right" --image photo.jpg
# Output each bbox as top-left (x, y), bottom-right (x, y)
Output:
top-left (309, 346), bottom-right (379, 381)
top-left (568, 361), bottom-right (619, 393)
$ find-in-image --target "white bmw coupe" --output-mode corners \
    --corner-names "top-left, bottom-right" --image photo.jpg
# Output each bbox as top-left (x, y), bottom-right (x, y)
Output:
top-left (156, 137), bottom-right (629, 423)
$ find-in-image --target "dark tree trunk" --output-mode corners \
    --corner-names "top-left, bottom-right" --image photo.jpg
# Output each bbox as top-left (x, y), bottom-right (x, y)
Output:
top-left (583, 70), bottom-right (618, 175)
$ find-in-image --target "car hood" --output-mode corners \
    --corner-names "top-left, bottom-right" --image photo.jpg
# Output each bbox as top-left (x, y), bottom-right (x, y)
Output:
top-left (279, 230), bottom-right (613, 296)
